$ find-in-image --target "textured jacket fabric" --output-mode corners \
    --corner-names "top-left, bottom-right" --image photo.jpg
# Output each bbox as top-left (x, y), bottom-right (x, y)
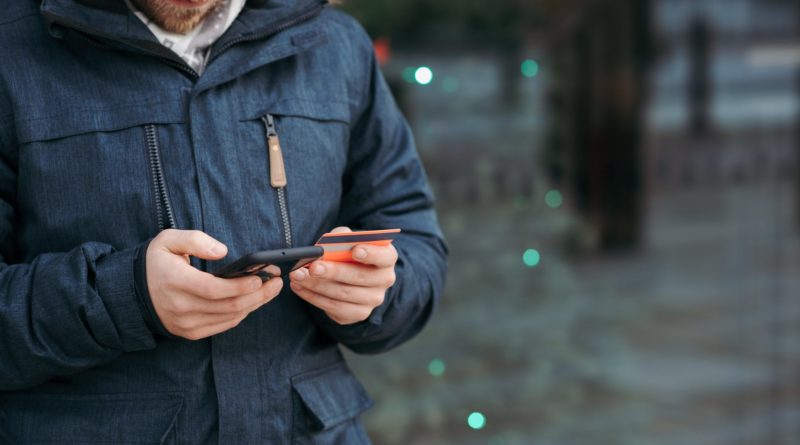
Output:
top-left (0, 0), bottom-right (447, 443)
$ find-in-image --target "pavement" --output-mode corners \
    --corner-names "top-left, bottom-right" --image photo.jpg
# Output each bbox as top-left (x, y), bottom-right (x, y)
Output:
top-left (345, 173), bottom-right (800, 445)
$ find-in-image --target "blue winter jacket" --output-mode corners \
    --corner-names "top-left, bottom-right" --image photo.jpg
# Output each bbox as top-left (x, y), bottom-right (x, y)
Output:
top-left (0, 0), bottom-right (447, 443)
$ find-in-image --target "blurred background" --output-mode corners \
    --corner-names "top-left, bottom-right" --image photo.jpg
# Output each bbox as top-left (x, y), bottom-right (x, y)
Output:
top-left (338, 0), bottom-right (800, 444)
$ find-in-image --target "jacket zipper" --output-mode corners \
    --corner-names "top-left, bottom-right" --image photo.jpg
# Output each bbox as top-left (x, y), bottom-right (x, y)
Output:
top-left (145, 124), bottom-right (177, 231)
top-left (261, 115), bottom-right (292, 248)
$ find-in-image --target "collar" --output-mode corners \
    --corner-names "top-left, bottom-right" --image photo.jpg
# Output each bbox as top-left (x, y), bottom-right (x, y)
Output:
top-left (41, 0), bottom-right (326, 45)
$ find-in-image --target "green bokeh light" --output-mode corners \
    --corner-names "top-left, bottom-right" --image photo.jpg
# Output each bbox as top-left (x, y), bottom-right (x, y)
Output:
top-left (442, 76), bottom-right (460, 93)
top-left (521, 59), bottom-right (539, 78)
top-left (402, 67), bottom-right (416, 83)
top-left (545, 189), bottom-right (563, 208)
top-left (523, 249), bottom-right (541, 267)
top-left (428, 359), bottom-right (446, 377)
top-left (467, 412), bottom-right (486, 430)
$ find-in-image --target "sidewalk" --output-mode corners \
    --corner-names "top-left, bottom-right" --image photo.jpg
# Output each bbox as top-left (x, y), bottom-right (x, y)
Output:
top-left (346, 176), bottom-right (800, 445)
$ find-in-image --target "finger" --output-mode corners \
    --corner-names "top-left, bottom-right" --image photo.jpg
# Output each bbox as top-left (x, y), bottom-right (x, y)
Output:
top-left (159, 229), bottom-right (227, 260)
top-left (174, 267), bottom-right (264, 300)
top-left (290, 282), bottom-right (373, 325)
top-left (290, 273), bottom-right (384, 306)
top-left (171, 311), bottom-right (247, 335)
top-left (297, 261), bottom-right (395, 288)
top-left (180, 278), bottom-right (283, 314)
top-left (181, 313), bottom-right (249, 340)
top-left (174, 279), bottom-right (282, 338)
top-left (350, 243), bottom-right (398, 268)
top-left (330, 226), bottom-right (352, 234)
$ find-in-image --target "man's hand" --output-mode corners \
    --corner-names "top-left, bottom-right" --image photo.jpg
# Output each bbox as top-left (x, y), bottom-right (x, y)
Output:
top-left (289, 227), bottom-right (397, 325)
top-left (146, 229), bottom-right (283, 340)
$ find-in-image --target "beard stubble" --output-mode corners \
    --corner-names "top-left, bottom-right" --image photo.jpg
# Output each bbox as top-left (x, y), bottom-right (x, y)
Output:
top-left (130, 0), bottom-right (221, 34)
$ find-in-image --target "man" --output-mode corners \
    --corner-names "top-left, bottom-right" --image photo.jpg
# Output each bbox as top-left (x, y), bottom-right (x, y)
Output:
top-left (0, 0), bottom-right (447, 443)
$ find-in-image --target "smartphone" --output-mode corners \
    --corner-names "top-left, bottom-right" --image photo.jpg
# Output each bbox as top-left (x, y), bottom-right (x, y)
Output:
top-left (214, 246), bottom-right (324, 280)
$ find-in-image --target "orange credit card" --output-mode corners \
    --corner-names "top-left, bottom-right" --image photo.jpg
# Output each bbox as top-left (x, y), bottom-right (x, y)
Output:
top-left (315, 229), bottom-right (401, 262)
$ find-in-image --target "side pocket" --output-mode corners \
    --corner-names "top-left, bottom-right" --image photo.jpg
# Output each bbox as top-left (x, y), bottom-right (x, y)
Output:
top-left (0, 392), bottom-right (183, 444)
top-left (291, 362), bottom-right (373, 445)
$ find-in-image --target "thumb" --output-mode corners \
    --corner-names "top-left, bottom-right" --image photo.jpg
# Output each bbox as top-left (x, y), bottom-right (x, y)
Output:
top-left (160, 229), bottom-right (228, 260)
top-left (330, 226), bottom-right (352, 234)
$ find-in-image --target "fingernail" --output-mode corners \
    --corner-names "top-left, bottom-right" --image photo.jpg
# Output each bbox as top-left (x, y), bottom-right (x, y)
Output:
top-left (311, 263), bottom-right (326, 276)
top-left (353, 247), bottom-right (367, 260)
top-left (208, 243), bottom-right (225, 256)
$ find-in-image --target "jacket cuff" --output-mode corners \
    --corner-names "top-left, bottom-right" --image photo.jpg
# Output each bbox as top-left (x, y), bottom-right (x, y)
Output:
top-left (95, 244), bottom-right (156, 351)
top-left (133, 239), bottom-right (176, 338)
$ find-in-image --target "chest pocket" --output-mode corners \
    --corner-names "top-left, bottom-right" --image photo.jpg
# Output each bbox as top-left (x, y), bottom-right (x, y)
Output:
top-left (234, 99), bottom-right (353, 253)
top-left (15, 101), bottom-right (186, 258)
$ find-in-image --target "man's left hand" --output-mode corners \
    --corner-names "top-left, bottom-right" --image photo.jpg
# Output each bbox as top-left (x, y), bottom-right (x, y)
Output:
top-left (289, 227), bottom-right (397, 325)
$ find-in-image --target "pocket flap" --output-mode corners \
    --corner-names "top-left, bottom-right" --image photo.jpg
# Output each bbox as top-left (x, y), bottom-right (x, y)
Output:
top-left (245, 98), bottom-right (351, 124)
top-left (291, 362), bottom-right (373, 431)
top-left (16, 97), bottom-right (185, 144)
top-left (0, 392), bottom-right (183, 444)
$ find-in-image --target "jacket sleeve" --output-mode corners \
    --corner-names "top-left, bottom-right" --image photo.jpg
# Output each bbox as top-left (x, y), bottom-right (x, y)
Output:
top-left (306, 29), bottom-right (448, 354)
top-left (0, 142), bottom-right (156, 391)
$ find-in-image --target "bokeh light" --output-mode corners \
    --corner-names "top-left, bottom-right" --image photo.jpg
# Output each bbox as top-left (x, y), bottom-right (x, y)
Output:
top-left (415, 66), bottom-right (434, 85)
top-left (521, 59), bottom-right (539, 78)
top-left (428, 359), bottom-right (446, 377)
top-left (545, 189), bottom-right (563, 208)
top-left (468, 412), bottom-right (487, 430)
top-left (523, 249), bottom-right (541, 267)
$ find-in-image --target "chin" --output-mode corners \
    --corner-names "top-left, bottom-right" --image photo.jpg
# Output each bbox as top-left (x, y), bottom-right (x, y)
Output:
top-left (160, 16), bottom-right (206, 34)
top-left (132, 0), bottom-right (218, 34)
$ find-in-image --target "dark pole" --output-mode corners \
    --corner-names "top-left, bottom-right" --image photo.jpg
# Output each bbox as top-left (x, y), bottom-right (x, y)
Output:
top-left (796, 0), bottom-right (800, 231)
top-left (569, 0), bottom-right (650, 251)
top-left (600, 0), bottom-right (649, 250)
top-left (688, 15), bottom-right (711, 137)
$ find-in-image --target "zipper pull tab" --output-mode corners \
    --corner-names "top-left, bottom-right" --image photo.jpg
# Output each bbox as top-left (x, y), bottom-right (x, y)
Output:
top-left (263, 114), bottom-right (287, 188)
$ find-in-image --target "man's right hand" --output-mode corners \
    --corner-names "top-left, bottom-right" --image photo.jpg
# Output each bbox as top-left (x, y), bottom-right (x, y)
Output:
top-left (146, 229), bottom-right (282, 340)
